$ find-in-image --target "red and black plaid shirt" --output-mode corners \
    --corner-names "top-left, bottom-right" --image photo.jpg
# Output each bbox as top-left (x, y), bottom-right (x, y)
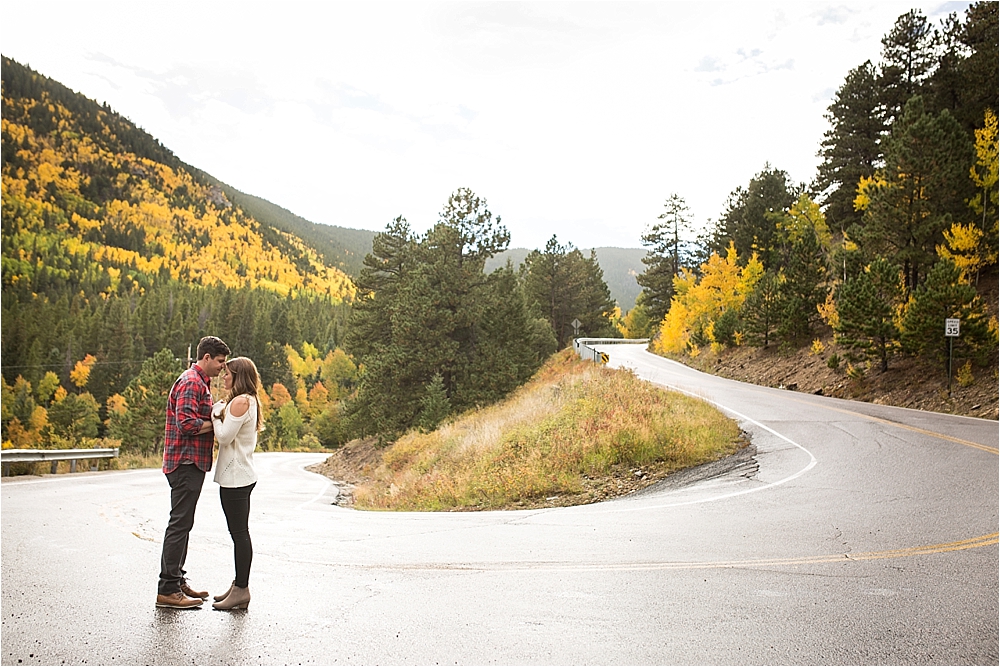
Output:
top-left (163, 365), bottom-right (215, 474)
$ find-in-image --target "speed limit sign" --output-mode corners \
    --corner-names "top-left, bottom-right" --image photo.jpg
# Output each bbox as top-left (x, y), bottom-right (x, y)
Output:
top-left (945, 318), bottom-right (960, 337)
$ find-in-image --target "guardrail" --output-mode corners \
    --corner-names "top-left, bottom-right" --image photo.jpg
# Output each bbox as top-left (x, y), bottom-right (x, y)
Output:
top-left (1, 448), bottom-right (120, 476)
top-left (573, 338), bottom-right (649, 363)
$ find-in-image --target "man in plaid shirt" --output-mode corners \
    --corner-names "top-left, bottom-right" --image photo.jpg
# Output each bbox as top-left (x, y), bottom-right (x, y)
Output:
top-left (156, 336), bottom-right (230, 609)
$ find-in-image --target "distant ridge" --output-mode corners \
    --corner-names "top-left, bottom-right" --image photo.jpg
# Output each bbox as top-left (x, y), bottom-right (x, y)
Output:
top-left (195, 179), bottom-right (377, 278)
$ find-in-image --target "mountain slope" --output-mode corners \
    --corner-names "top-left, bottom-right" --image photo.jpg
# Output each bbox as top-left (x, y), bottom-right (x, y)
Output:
top-left (1, 56), bottom-right (365, 417)
top-left (195, 178), bottom-right (376, 278)
top-left (1, 56), bottom-right (358, 298)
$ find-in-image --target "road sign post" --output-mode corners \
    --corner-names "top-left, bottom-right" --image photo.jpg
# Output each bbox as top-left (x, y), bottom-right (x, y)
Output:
top-left (945, 318), bottom-right (960, 396)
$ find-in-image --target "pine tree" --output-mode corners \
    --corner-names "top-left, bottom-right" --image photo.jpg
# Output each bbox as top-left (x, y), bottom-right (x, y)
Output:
top-left (878, 10), bottom-right (938, 127)
top-left (637, 194), bottom-right (694, 324)
top-left (521, 236), bottom-right (617, 348)
top-left (900, 259), bottom-right (994, 366)
top-left (815, 61), bottom-right (885, 234)
top-left (417, 374), bottom-right (451, 432)
top-left (835, 257), bottom-right (905, 372)
top-left (857, 96), bottom-right (975, 292)
top-left (345, 190), bottom-right (543, 440)
top-left (107, 348), bottom-right (184, 455)
top-left (777, 225), bottom-right (829, 342)
top-left (577, 249), bottom-right (619, 341)
top-left (711, 166), bottom-right (798, 270)
top-left (740, 271), bottom-right (782, 348)
top-left (46, 392), bottom-right (101, 443)
top-left (955, 2), bottom-right (999, 132)
top-left (925, 13), bottom-right (967, 120)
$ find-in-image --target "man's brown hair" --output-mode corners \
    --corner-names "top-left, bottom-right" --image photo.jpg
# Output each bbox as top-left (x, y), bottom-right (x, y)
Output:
top-left (196, 336), bottom-right (231, 360)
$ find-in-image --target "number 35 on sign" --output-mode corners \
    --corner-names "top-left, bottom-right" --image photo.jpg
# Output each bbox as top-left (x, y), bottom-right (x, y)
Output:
top-left (945, 318), bottom-right (960, 337)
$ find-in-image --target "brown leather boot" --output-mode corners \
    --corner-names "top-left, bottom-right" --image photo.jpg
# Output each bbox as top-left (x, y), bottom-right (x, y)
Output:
top-left (181, 581), bottom-right (209, 599)
top-left (214, 581), bottom-right (234, 602)
top-left (212, 585), bottom-right (250, 610)
top-left (156, 591), bottom-right (204, 609)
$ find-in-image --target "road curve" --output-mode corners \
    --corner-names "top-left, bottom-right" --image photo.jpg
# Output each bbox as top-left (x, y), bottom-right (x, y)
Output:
top-left (2, 345), bottom-right (997, 665)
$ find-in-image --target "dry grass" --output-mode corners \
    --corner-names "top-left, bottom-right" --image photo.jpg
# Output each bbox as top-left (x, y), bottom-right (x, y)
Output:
top-left (354, 349), bottom-right (742, 511)
top-left (107, 452), bottom-right (163, 470)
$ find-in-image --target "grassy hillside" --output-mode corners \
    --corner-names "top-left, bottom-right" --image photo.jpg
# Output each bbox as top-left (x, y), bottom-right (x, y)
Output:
top-left (313, 349), bottom-right (743, 511)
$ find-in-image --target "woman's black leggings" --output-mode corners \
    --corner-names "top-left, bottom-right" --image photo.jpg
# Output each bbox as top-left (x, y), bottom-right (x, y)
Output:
top-left (219, 482), bottom-right (256, 588)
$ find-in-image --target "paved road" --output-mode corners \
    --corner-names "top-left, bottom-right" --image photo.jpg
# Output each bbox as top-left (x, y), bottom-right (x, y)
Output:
top-left (2, 345), bottom-right (997, 665)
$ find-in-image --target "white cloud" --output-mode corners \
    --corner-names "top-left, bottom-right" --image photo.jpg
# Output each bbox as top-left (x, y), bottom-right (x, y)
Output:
top-left (0, 1), bottom-right (963, 250)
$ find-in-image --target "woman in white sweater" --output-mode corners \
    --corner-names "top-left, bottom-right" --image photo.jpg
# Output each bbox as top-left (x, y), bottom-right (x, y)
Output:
top-left (210, 356), bottom-right (261, 611)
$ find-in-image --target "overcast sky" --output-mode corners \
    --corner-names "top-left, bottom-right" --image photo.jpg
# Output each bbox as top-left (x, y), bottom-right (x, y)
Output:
top-left (2, 1), bottom-right (967, 250)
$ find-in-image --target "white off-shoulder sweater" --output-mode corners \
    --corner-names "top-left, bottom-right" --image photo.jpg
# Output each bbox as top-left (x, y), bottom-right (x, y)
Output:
top-left (212, 397), bottom-right (259, 488)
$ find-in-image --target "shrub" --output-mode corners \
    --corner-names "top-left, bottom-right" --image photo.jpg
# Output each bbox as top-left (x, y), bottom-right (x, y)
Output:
top-left (956, 361), bottom-right (975, 388)
top-left (712, 308), bottom-right (740, 347)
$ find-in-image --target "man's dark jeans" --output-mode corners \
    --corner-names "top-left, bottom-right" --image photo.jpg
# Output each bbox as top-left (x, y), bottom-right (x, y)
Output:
top-left (158, 463), bottom-right (206, 595)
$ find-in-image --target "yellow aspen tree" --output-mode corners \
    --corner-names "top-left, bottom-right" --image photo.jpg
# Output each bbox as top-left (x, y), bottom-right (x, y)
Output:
top-left (307, 382), bottom-right (330, 418)
top-left (294, 386), bottom-right (310, 416)
top-left (969, 108), bottom-right (999, 268)
top-left (937, 223), bottom-right (988, 283)
top-left (69, 354), bottom-right (96, 389)
top-left (269, 383), bottom-right (292, 409)
top-left (853, 174), bottom-right (887, 212)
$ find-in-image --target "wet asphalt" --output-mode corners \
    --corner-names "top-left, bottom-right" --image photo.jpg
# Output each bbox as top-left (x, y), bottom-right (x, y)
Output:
top-left (1, 344), bottom-right (997, 665)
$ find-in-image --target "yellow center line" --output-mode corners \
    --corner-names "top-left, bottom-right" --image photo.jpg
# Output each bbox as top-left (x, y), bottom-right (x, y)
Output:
top-left (370, 533), bottom-right (1000, 572)
top-left (569, 532), bottom-right (999, 571)
top-left (783, 395), bottom-right (999, 454)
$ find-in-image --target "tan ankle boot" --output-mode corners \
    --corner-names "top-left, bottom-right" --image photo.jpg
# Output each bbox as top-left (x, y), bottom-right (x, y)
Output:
top-left (214, 581), bottom-right (234, 602)
top-left (213, 585), bottom-right (250, 610)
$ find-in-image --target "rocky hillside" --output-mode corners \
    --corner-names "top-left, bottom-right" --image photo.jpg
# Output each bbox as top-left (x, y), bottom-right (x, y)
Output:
top-left (677, 271), bottom-right (999, 420)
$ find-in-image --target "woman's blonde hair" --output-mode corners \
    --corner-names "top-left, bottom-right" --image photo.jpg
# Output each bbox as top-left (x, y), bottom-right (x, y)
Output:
top-left (225, 356), bottom-right (263, 432)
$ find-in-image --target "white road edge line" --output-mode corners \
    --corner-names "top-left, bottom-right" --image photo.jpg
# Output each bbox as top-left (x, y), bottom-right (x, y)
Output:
top-left (0, 467), bottom-right (155, 486)
top-left (585, 353), bottom-right (819, 514)
top-left (294, 462), bottom-right (333, 510)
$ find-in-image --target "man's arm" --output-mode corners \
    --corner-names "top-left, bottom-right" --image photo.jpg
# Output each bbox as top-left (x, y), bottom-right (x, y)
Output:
top-left (174, 379), bottom-right (212, 436)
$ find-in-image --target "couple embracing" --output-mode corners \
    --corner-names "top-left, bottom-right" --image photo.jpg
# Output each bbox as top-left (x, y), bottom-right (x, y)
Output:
top-left (154, 336), bottom-right (262, 611)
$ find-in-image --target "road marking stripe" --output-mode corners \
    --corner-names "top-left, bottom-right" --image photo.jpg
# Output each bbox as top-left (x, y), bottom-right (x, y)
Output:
top-left (617, 349), bottom-right (997, 456)
top-left (276, 532), bottom-right (999, 573)
top-left (583, 356), bottom-right (817, 513)
top-left (781, 396), bottom-right (999, 454)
